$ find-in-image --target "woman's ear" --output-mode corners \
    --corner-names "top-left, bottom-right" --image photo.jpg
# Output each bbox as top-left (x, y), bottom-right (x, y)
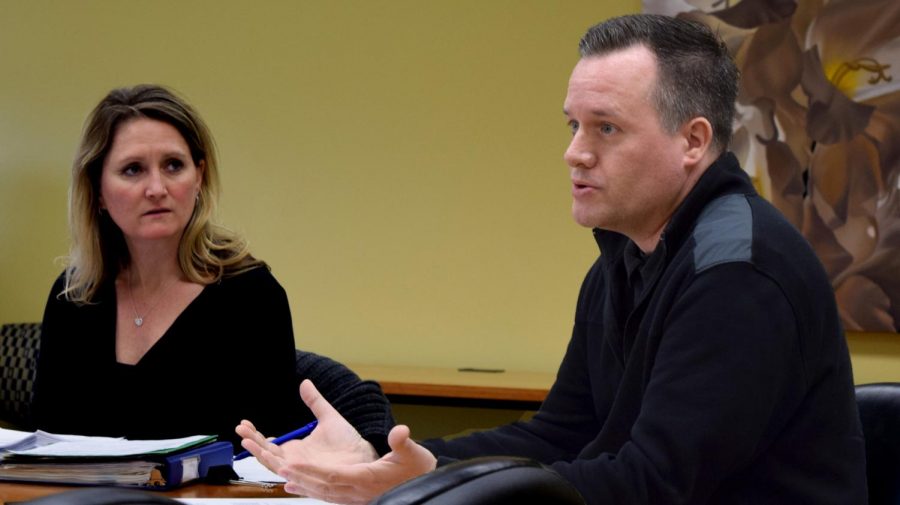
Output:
top-left (195, 160), bottom-right (205, 191)
top-left (682, 117), bottom-right (714, 168)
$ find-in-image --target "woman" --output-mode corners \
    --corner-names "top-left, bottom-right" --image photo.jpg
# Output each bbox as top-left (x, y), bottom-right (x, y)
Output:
top-left (32, 85), bottom-right (392, 452)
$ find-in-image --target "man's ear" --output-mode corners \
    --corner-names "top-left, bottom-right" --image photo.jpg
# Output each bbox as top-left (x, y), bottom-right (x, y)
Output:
top-left (681, 117), bottom-right (714, 168)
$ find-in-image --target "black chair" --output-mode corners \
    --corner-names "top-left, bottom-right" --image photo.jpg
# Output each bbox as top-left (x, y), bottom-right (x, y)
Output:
top-left (856, 382), bottom-right (900, 505)
top-left (370, 456), bottom-right (585, 505)
top-left (0, 322), bottom-right (42, 428)
top-left (18, 488), bottom-right (180, 504)
top-left (295, 349), bottom-right (395, 455)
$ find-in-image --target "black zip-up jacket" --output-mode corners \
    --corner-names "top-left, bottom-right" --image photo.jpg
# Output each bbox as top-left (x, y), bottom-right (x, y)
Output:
top-left (423, 152), bottom-right (868, 504)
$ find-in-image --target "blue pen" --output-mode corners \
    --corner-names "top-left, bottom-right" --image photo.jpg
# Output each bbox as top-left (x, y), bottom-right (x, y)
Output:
top-left (234, 420), bottom-right (318, 461)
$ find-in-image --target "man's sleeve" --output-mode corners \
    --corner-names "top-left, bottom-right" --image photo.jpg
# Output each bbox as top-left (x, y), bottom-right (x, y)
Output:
top-left (421, 311), bottom-right (607, 465)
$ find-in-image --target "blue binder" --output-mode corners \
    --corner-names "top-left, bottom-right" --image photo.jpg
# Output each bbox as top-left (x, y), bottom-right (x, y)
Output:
top-left (146, 441), bottom-right (234, 490)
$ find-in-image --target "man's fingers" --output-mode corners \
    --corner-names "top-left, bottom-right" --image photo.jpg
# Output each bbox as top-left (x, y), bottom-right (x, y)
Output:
top-left (279, 461), bottom-right (336, 483)
top-left (283, 481), bottom-right (364, 505)
top-left (299, 379), bottom-right (341, 420)
top-left (284, 476), bottom-right (369, 505)
top-left (238, 419), bottom-right (258, 432)
top-left (240, 431), bottom-right (283, 458)
top-left (282, 460), bottom-right (373, 485)
top-left (387, 424), bottom-right (414, 454)
top-left (239, 438), bottom-right (268, 462)
top-left (235, 420), bottom-right (269, 447)
top-left (255, 447), bottom-right (286, 473)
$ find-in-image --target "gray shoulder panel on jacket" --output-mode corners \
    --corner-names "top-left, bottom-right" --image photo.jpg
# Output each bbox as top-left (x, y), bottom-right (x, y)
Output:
top-left (692, 194), bottom-right (753, 273)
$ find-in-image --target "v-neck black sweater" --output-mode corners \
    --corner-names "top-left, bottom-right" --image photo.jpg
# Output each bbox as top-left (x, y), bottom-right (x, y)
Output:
top-left (33, 266), bottom-right (307, 448)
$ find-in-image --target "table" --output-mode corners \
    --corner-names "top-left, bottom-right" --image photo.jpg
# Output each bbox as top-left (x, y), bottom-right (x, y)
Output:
top-left (0, 482), bottom-right (291, 503)
top-left (349, 364), bottom-right (554, 410)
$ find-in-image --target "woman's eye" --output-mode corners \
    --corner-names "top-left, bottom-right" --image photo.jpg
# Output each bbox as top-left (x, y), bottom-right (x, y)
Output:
top-left (166, 159), bottom-right (185, 172)
top-left (600, 124), bottom-right (616, 135)
top-left (121, 163), bottom-right (141, 176)
top-left (568, 121), bottom-right (579, 135)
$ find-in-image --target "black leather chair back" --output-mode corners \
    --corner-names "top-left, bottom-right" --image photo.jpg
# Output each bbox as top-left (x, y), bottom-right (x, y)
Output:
top-left (370, 456), bottom-right (585, 505)
top-left (18, 488), bottom-right (179, 504)
top-left (856, 382), bottom-right (900, 505)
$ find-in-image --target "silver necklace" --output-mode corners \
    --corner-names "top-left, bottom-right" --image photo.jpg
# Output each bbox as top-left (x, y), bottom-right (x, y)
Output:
top-left (127, 271), bottom-right (177, 328)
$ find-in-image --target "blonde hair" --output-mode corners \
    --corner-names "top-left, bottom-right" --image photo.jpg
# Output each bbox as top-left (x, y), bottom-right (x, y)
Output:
top-left (65, 84), bottom-right (263, 303)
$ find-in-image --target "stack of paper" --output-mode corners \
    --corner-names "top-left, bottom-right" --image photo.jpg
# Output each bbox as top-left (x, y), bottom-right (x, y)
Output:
top-left (0, 460), bottom-right (160, 485)
top-left (0, 427), bottom-right (225, 489)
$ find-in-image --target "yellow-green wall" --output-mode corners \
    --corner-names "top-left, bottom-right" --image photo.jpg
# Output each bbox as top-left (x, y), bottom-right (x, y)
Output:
top-left (1, 0), bottom-right (897, 385)
top-left (847, 332), bottom-right (900, 383)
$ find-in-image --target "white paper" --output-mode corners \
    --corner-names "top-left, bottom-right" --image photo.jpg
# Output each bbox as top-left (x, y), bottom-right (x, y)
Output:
top-left (0, 428), bottom-right (105, 452)
top-left (234, 457), bottom-right (287, 483)
top-left (0, 428), bottom-right (33, 449)
top-left (182, 455), bottom-right (201, 482)
top-left (7, 433), bottom-right (213, 457)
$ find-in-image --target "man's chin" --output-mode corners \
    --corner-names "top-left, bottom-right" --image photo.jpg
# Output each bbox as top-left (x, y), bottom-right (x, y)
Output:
top-left (571, 209), bottom-right (605, 229)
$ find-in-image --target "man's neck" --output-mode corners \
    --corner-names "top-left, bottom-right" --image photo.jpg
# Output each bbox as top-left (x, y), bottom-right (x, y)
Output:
top-left (631, 149), bottom-right (722, 254)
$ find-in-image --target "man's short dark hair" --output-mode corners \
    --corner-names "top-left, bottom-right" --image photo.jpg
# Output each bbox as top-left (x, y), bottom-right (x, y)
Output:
top-left (579, 14), bottom-right (739, 152)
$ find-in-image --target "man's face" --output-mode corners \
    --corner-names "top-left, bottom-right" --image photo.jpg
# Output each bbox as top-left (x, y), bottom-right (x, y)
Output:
top-left (563, 45), bottom-right (693, 249)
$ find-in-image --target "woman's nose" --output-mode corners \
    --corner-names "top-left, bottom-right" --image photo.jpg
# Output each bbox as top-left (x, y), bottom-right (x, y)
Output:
top-left (145, 169), bottom-right (168, 198)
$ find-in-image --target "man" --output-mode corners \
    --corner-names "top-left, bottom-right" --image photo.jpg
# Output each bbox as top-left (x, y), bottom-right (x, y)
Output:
top-left (237, 14), bottom-right (868, 504)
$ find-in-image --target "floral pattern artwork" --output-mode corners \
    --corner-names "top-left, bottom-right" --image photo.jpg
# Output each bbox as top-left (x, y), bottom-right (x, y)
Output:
top-left (643, 0), bottom-right (900, 332)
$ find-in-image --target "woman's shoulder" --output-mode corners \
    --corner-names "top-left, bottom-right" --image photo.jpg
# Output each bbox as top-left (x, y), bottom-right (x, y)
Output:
top-left (41, 271), bottom-right (70, 314)
top-left (46, 270), bottom-right (114, 303)
top-left (46, 270), bottom-right (77, 302)
top-left (49, 270), bottom-right (67, 294)
top-left (204, 264), bottom-right (292, 320)
top-left (218, 263), bottom-right (284, 292)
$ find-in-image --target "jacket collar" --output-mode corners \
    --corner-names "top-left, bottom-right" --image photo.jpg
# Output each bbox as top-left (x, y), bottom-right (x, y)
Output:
top-left (592, 151), bottom-right (756, 259)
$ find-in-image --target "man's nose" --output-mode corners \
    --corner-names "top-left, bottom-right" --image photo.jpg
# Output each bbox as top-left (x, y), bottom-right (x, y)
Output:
top-left (563, 134), bottom-right (597, 169)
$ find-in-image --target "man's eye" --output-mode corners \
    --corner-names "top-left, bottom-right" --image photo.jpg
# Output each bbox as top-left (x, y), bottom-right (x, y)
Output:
top-left (600, 124), bottom-right (616, 135)
top-left (568, 121), bottom-right (579, 135)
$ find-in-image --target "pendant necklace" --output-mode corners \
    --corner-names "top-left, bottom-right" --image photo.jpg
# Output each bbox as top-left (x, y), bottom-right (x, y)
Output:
top-left (127, 271), bottom-right (177, 328)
